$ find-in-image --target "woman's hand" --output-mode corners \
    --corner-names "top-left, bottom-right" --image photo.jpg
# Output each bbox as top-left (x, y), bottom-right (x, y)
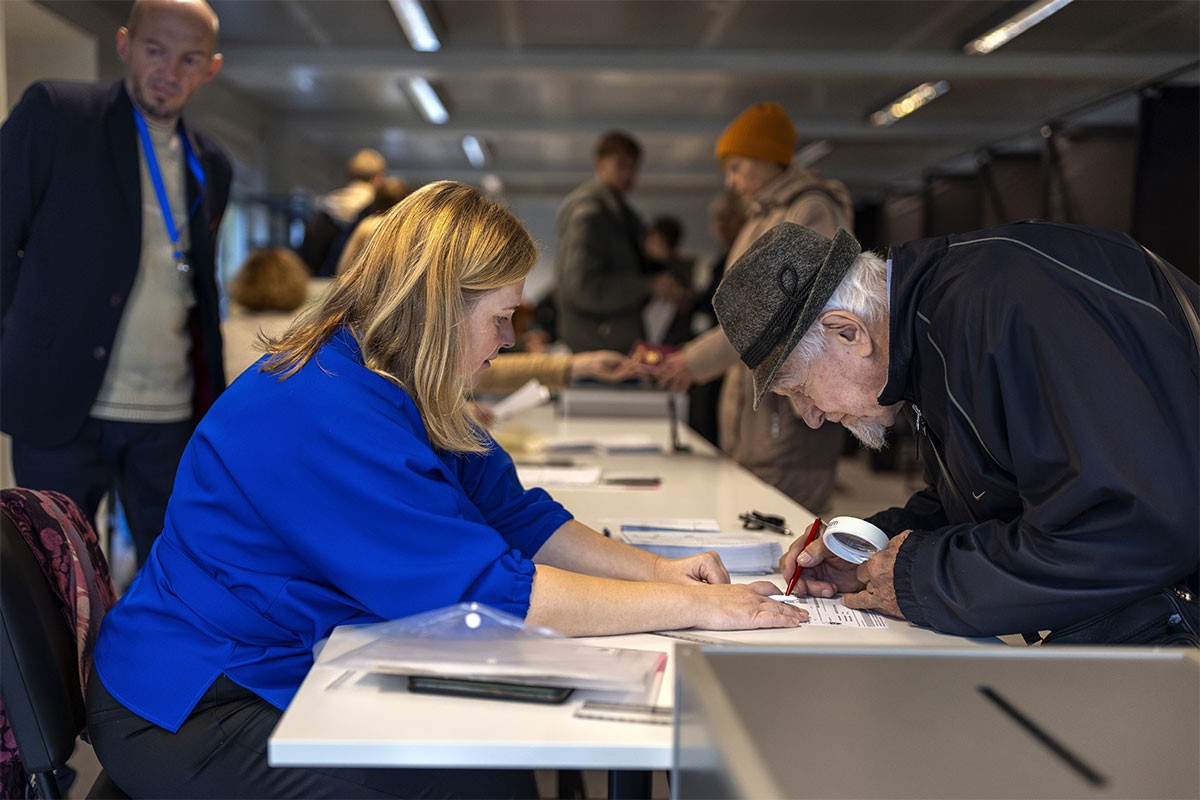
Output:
top-left (779, 534), bottom-right (863, 597)
top-left (685, 581), bottom-right (808, 630)
top-left (570, 350), bottom-right (639, 383)
top-left (652, 551), bottom-right (730, 586)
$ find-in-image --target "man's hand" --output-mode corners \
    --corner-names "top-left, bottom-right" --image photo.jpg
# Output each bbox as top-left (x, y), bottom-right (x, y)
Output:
top-left (651, 351), bottom-right (695, 391)
top-left (840, 530), bottom-right (910, 619)
top-left (779, 534), bottom-right (863, 597)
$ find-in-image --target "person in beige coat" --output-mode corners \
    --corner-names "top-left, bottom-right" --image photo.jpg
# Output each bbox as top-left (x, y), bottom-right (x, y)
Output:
top-left (653, 103), bottom-right (853, 514)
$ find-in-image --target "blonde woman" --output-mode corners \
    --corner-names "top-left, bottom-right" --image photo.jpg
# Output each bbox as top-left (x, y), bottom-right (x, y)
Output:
top-left (88, 181), bottom-right (805, 799)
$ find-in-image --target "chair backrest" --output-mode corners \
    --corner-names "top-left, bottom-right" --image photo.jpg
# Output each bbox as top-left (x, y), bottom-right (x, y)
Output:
top-left (0, 507), bottom-right (88, 783)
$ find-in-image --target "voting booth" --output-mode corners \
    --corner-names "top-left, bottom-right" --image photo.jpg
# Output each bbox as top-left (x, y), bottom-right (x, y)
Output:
top-left (673, 645), bottom-right (1199, 799)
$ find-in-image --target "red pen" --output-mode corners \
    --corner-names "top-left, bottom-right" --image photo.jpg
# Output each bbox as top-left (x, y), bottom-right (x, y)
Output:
top-left (785, 517), bottom-right (823, 595)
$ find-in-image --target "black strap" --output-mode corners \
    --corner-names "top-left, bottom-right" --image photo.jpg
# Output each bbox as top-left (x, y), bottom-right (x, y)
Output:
top-left (1139, 240), bottom-right (1200, 359)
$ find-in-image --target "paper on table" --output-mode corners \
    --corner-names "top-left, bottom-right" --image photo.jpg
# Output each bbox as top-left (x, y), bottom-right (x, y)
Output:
top-left (769, 595), bottom-right (889, 628)
top-left (537, 434), bottom-right (664, 456)
top-left (489, 379), bottom-right (551, 422)
top-left (596, 435), bottom-right (664, 455)
top-left (600, 518), bottom-right (721, 532)
top-left (516, 464), bottom-right (602, 487)
top-left (618, 530), bottom-right (783, 574)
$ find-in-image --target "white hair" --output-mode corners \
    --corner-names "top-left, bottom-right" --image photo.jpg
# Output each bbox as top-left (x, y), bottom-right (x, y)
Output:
top-left (790, 249), bottom-right (889, 366)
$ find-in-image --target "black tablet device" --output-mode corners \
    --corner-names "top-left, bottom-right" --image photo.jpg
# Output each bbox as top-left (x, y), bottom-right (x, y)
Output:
top-left (406, 675), bottom-right (573, 704)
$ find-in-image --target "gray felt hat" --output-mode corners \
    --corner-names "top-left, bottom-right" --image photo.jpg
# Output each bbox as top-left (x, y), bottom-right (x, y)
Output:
top-left (713, 222), bottom-right (861, 409)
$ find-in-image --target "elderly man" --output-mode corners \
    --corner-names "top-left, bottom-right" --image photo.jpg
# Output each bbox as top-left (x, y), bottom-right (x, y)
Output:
top-left (714, 221), bottom-right (1199, 642)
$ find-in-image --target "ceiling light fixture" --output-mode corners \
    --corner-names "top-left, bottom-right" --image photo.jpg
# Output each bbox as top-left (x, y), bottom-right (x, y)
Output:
top-left (388, 0), bottom-right (441, 52)
top-left (407, 77), bottom-right (448, 124)
top-left (963, 0), bottom-right (1075, 55)
top-left (461, 135), bottom-right (488, 167)
top-left (869, 81), bottom-right (950, 127)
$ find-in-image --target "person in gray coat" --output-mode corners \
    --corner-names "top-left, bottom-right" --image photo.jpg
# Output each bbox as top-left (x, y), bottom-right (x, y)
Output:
top-left (554, 131), bottom-right (686, 353)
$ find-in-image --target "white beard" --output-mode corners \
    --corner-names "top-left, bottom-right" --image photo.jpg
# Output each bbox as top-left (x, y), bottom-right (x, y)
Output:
top-left (845, 419), bottom-right (890, 451)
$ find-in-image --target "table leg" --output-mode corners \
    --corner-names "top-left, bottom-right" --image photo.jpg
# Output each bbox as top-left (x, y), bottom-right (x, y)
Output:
top-left (608, 769), bottom-right (652, 800)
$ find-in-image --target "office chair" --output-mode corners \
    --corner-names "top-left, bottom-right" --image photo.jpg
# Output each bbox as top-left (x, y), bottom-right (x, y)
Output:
top-left (0, 490), bottom-right (128, 799)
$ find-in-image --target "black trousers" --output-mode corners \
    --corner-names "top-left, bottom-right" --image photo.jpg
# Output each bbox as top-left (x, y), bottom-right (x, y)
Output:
top-left (86, 672), bottom-right (539, 799)
top-left (11, 417), bottom-right (191, 565)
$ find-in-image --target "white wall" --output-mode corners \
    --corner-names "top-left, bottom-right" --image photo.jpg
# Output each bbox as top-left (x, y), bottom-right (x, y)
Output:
top-left (3, 0), bottom-right (96, 116)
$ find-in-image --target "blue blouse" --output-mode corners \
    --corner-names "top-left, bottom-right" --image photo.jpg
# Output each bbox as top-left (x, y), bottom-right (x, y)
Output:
top-left (93, 329), bottom-right (571, 732)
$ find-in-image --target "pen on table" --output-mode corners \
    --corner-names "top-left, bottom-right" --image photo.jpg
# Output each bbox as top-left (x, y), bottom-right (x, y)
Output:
top-left (785, 517), bottom-right (823, 596)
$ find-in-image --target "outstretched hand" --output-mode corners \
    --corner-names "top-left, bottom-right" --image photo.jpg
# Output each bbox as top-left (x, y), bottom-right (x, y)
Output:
top-left (687, 581), bottom-right (809, 630)
top-left (570, 350), bottom-right (640, 382)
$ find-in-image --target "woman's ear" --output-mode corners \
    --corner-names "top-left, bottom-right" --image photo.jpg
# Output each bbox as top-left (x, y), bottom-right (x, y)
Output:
top-left (820, 310), bottom-right (874, 357)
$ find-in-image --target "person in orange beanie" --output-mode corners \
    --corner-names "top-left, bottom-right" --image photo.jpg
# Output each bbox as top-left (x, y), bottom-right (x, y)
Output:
top-left (648, 102), bottom-right (855, 515)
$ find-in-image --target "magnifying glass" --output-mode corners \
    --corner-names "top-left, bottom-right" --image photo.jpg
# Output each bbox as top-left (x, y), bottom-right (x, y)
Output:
top-left (821, 516), bottom-right (889, 564)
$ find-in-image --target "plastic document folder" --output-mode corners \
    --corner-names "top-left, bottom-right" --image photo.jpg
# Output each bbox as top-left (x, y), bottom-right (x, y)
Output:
top-left (326, 603), bottom-right (665, 693)
top-left (617, 530), bottom-right (783, 574)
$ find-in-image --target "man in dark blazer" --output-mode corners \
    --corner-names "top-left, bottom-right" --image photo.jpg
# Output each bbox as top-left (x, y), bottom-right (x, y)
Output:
top-left (1, 0), bottom-right (231, 565)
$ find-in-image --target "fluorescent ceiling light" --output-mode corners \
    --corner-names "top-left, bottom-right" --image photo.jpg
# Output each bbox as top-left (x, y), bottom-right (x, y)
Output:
top-left (388, 0), bottom-right (440, 52)
top-left (481, 173), bottom-right (505, 196)
top-left (407, 77), bottom-right (448, 124)
top-left (461, 135), bottom-right (488, 167)
top-left (964, 0), bottom-right (1075, 55)
top-left (869, 81), bottom-right (950, 127)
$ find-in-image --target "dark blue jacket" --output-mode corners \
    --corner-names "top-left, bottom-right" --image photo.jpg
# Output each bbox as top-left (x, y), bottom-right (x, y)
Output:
top-left (873, 221), bottom-right (1199, 637)
top-left (0, 80), bottom-right (231, 446)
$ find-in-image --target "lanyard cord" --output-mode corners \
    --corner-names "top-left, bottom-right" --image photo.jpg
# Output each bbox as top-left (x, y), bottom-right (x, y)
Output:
top-left (132, 106), bottom-right (206, 266)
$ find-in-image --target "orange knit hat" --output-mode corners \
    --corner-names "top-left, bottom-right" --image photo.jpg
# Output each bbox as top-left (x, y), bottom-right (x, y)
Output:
top-left (714, 102), bottom-right (797, 167)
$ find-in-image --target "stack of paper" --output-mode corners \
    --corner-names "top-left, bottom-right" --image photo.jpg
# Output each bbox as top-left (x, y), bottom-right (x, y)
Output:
top-left (617, 530), bottom-right (783, 574)
top-left (516, 464), bottom-right (602, 487)
top-left (604, 518), bottom-right (721, 533)
top-left (538, 434), bottom-right (664, 456)
top-left (488, 379), bottom-right (551, 422)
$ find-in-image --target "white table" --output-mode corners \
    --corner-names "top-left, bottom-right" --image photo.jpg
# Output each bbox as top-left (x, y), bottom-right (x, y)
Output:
top-left (268, 394), bottom-right (995, 792)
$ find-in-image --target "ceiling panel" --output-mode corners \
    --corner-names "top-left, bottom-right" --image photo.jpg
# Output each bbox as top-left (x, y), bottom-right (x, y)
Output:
top-left (30, 0), bottom-right (1200, 199)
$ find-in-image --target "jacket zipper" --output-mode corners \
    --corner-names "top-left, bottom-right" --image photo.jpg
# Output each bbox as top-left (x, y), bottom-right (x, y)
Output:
top-left (912, 403), bottom-right (978, 524)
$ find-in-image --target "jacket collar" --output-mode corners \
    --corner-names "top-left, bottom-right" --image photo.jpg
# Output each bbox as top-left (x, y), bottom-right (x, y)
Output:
top-left (877, 234), bottom-right (949, 407)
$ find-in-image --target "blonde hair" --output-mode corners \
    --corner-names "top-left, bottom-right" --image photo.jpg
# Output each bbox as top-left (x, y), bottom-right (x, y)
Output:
top-left (228, 247), bottom-right (308, 312)
top-left (265, 181), bottom-right (537, 453)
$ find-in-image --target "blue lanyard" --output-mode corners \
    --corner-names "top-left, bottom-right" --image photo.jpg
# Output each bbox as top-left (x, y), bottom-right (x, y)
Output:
top-left (132, 106), bottom-right (206, 268)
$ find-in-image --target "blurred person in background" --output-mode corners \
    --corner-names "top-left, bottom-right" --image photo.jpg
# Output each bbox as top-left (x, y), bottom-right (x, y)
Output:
top-left (554, 130), bottom-right (687, 353)
top-left (650, 102), bottom-right (854, 515)
top-left (335, 175), bottom-right (412, 275)
top-left (685, 191), bottom-right (746, 445)
top-left (642, 214), bottom-right (696, 347)
top-left (299, 147), bottom-right (387, 276)
top-left (222, 247), bottom-right (310, 379)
